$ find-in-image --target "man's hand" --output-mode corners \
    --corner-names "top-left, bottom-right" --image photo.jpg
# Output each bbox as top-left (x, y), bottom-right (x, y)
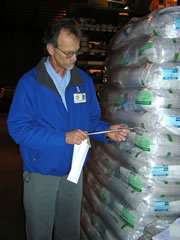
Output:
top-left (66, 129), bottom-right (88, 145)
top-left (106, 124), bottom-right (129, 142)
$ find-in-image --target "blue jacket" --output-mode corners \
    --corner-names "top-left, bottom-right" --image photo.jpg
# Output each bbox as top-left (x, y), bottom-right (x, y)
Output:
top-left (7, 58), bottom-right (110, 176)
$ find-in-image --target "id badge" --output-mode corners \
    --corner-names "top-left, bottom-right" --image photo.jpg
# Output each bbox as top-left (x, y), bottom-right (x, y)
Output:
top-left (73, 93), bottom-right (86, 103)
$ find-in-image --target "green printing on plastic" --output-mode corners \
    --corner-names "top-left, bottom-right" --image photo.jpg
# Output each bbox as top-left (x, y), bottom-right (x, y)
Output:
top-left (168, 89), bottom-right (173, 94)
top-left (110, 213), bottom-right (119, 224)
top-left (135, 90), bottom-right (152, 105)
top-left (121, 223), bottom-right (129, 229)
top-left (153, 29), bottom-right (158, 36)
top-left (167, 104), bottom-right (172, 109)
top-left (167, 152), bottom-right (172, 157)
top-left (138, 42), bottom-right (152, 56)
top-left (120, 208), bottom-right (136, 228)
top-left (128, 173), bottom-right (142, 192)
top-left (117, 54), bottom-right (130, 65)
top-left (134, 135), bottom-right (151, 152)
top-left (174, 53), bottom-right (179, 62)
top-left (167, 134), bottom-right (173, 142)
top-left (135, 152), bottom-right (141, 158)
top-left (99, 189), bottom-right (106, 201)
top-left (141, 80), bottom-right (145, 86)
top-left (92, 215), bottom-right (97, 225)
top-left (163, 181), bottom-right (168, 185)
top-left (103, 159), bottom-right (111, 168)
top-left (114, 95), bottom-right (124, 106)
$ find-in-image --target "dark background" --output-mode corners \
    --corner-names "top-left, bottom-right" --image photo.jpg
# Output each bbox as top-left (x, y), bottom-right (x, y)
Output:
top-left (2, 0), bottom-right (152, 86)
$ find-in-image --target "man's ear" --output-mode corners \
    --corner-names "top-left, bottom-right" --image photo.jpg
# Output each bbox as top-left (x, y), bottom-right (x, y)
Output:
top-left (47, 44), bottom-right (54, 55)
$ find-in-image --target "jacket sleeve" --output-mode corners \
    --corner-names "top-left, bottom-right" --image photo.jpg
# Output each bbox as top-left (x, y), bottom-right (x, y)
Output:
top-left (7, 78), bottom-right (65, 151)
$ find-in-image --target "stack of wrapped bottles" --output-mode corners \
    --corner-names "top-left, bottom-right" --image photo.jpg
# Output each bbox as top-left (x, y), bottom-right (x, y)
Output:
top-left (80, 6), bottom-right (180, 240)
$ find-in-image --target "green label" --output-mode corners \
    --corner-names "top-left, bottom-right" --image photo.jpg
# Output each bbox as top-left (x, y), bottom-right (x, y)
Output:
top-left (120, 208), bottom-right (136, 227)
top-left (135, 152), bottom-right (142, 158)
top-left (99, 188), bottom-right (106, 202)
top-left (167, 134), bottom-right (173, 142)
top-left (153, 29), bottom-right (158, 36)
top-left (174, 53), bottom-right (179, 62)
top-left (109, 213), bottom-right (119, 224)
top-left (138, 42), bottom-right (152, 56)
top-left (116, 53), bottom-right (131, 66)
top-left (134, 135), bottom-right (151, 151)
top-left (135, 90), bottom-right (152, 105)
top-left (92, 215), bottom-right (97, 225)
top-left (103, 158), bottom-right (111, 168)
top-left (128, 173), bottom-right (142, 192)
top-left (114, 95), bottom-right (124, 106)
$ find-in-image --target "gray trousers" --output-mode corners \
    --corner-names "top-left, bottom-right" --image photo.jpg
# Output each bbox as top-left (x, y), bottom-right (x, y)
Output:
top-left (23, 171), bottom-right (83, 240)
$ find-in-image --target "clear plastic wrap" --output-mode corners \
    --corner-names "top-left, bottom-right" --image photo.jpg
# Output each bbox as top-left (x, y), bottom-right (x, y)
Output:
top-left (87, 157), bottom-right (180, 216)
top-left (89, 146), bottom-right (180, 197)
top-left (99, 86), bottom-right (180, 112)
top-left (138, 217), bottom-right (176, 240)
top-left (101, 108), bottom-right (180, 135)
top-left (106, 143), bottom-right (180, 181)
top-left (81, 206), bottom-right (103, 240)
top-left (80, 226), bottom-right (89, 240)
top-left (84, 185), bottom-right (143, 240)
top-left (105, 36), bottom-right (180, 69)
top-left (84, 6), bottom-right (180, 239)
top-left (84, 169), bottom-right (160, 231)
top-left (108, 6), bottom-right (180, 51)
top-left (81, 197), bottom-right (117, 240)
top-left (119, 131), bottom-right (180, 157)
top-left (85, 169), bottom-right (178, 237)
top-left (106, 62), bottom-right (180, 89)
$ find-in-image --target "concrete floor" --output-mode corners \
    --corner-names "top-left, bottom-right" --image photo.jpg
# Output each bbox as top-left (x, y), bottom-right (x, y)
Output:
top-left (0, 113), bottom-right (87, 240)
top-left (0, 113), bottom-right (26, 240)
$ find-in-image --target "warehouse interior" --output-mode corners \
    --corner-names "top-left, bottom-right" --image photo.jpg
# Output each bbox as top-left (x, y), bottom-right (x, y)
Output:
top-left (2, 0), bottom-right (158, 86)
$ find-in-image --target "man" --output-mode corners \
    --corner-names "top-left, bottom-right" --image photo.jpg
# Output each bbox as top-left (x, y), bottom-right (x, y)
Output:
top-left (7, 18), bottom-right (128, 240)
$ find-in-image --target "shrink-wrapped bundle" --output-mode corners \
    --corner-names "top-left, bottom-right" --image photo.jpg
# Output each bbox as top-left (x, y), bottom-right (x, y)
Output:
top-left (105, 36), bottom-right (180, 69)
top-left (81, 197), bottom-right (117, 240)
top-left (84, 170), bottom-right (154, 231)
top-left (87, 156), bottom-right (180, 216)
top-left (84, 183), bottom-right (143, 240)
top-left (83, 146), bottom-right (178, 238)
top-left (94, 142), bottom-right (180, 181)
top-left (108, 6), bottom-right (180, 51)
top-left (83, 6), bottom-right (180, 239)
top-left (106, 62), bottom-right (180, 89)
top-left (81, 210), bottom-right (102, 240)
top-left (99, 87), bottom-right (180, 112)
top-left (90, 144), bottom-right (180, 197)
top-left (84, 168), bottom-right (178, 234)
top-left (106, 144), bottom-right (180, 181)
top-left (102, 108), bottom-right (180, 135)
top-left (118, 132), bottom-right (180, 157)
top-left (80, 226), bottom-right (89, 240)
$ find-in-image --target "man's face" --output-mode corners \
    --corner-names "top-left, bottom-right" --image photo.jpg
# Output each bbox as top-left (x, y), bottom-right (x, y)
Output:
top-left (52, 29), bottom-right (80, 71)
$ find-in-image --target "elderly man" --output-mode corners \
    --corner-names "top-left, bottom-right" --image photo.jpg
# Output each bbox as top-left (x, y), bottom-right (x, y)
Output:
top-left (7, 18), bottom-right (128, 240)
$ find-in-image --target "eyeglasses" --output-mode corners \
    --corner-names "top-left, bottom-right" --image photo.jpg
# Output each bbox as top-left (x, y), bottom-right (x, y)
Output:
top-left (56, 47), bottom-right (81, 58)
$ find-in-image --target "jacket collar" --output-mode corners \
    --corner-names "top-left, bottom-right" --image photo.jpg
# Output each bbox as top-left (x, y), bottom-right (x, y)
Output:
top-left (36, 57), bottom-right (83, 96)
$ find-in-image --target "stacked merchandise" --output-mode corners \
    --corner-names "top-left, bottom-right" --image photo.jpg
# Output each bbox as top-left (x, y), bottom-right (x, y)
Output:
top-left (81, 6), bottom-right (180, 240)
